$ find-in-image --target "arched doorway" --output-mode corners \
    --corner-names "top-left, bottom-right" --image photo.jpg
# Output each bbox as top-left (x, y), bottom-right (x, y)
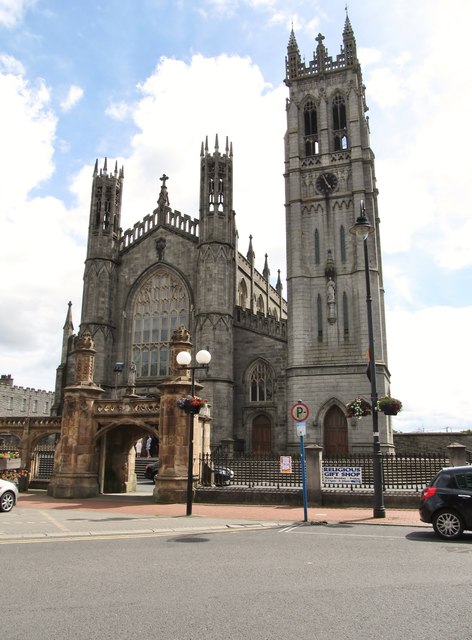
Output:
top-left (251, 414), bottom-right (272, 455)
top-left (96, 424), bottom-right (158, 493)
top-left (324, 406), bottom-right (348, 455)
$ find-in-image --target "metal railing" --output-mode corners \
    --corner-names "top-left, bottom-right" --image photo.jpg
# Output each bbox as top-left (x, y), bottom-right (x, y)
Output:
top-left (199, 452), bottom-right (451, 492)
top-left (200, 453), bottom-right (302, 488)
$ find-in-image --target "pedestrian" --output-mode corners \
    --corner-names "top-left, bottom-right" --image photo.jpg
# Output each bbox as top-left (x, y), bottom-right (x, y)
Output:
top-left (146, 436), bottom-right (152, 458)
top-left (135, 438), bottom-right (142, 457)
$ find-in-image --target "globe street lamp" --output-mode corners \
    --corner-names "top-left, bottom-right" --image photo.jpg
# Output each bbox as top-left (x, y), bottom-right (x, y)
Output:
top-left (350, 201), bottom-right (386, 518)
top-left (176, 348), bottom-right (211, 516)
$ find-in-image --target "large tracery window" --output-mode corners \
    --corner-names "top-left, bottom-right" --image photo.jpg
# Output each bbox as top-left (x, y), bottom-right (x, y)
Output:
top-left (132, 269), bottom-right (189, 378)
top-left (249, 360), bottom-right (274, 403)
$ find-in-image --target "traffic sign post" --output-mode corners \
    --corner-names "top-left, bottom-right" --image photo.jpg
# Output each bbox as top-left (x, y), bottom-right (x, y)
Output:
top-left (291, 401), bottom-right (309, 522)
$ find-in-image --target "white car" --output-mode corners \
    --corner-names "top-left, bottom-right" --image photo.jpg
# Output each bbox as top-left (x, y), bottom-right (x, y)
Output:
top-left (0, 479), bottom-right (18, 512)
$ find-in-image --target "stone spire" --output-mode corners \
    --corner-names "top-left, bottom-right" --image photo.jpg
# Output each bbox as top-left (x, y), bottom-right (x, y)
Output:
top-left (247, 235), bottom-right (255, 265)
top-left (276, 269), bottom-right (283, 296)
top-left (262, 254), bottom-right (270, 280)
top-left (343, 9), bottom-right (357, 65)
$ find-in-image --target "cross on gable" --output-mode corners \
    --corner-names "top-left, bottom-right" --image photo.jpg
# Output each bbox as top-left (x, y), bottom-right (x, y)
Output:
top-left (160, 173), bottom-right (169, 188)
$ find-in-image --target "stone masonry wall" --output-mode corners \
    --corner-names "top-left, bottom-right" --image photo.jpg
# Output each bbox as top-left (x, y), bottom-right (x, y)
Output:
top-left (394, 432), bottom-right (472, 456)
top-left (0, 375), bottom-right (54, 417)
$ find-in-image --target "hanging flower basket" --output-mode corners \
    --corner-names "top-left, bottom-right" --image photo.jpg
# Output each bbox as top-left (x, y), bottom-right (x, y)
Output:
top-left (376, 396), bottom-right (402, 416)
top-left (176, 395), bottom-right (207, 415)
top-left (346, 398), bottom-right (372, 419)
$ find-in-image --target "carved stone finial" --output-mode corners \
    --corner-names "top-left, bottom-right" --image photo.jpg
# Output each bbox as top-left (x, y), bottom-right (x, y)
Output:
top-left (171, 325), bottom-right (191, 344)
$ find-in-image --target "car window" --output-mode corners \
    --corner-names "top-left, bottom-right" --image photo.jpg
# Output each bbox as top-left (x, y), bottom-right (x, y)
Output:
top-left (434, 472), bottom-right (457, 489)
top-left (455, 472), bottom-right (472, 490)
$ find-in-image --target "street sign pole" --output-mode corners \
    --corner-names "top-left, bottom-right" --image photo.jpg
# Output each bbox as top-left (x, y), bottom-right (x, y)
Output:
top-left (299, 431), bottom-right (308, 522)
top-left (291, 401), bottom-right (310, 523)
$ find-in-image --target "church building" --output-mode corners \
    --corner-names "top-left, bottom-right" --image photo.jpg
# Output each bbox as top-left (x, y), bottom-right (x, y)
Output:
top-left (53, 14), bottom-right (394, 457)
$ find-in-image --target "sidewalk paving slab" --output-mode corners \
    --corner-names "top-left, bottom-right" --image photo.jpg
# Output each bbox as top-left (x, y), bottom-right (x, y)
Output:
top-left (9, 490), bottom-right (427, 531)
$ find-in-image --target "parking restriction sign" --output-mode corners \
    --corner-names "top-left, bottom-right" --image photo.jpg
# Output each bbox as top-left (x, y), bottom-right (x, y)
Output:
top-left (290, 401), bottom-right (310, 422)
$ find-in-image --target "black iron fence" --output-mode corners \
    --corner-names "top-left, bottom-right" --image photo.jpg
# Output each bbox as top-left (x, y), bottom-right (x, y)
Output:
top-left (200, 453), bottom-right (302, 488)
top-left (200, 452), bottom-right (452, 492)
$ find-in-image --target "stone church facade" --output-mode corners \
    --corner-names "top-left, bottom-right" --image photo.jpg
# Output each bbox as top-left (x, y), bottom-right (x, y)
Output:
top-left (52, 14), bottom-right (394, 460)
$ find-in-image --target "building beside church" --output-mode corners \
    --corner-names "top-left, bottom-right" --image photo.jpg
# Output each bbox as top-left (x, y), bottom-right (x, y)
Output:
top-left (53, 14), bottom-right (394, 457)
top-left (0, 375), bottom-right (54, 418)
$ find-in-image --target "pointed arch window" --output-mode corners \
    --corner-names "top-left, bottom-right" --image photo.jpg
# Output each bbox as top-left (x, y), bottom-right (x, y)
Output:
top-left (340, 225), bottom-right (346, 263)
top-left (238, 279), bottom-right (248, 308)
top-left (314, 229), bottom-right (320, 265)
top-left (303, 100), bottom-right (319, 157)
top-left (332, 94), bottom-right (348, 151)
top-left (248, 360), bottom-right (274, 403)
top-left (256, 294), bottom-right (265, 314)
top-left (317, 294), bottom-right (323, 341)
top-left (132, 269), bottom-right (189, 378)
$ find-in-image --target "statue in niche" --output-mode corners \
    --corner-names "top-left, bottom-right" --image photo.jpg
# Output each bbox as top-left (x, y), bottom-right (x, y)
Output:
top-left (327, 277), bottom-right (336, 304)
top-left (128, 361), bottom-right (137, 387)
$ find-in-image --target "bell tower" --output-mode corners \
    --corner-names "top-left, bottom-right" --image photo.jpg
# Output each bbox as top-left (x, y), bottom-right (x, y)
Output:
top-left (284, 15), bottom-right (393, 453)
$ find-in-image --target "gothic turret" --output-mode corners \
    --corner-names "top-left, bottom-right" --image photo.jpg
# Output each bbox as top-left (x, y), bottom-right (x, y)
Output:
top-left (87, 158), bottom-right (124, 261)
top-left (80, 158), bottom-right (124, 388)
top-left (198, 135), bottom-right (236, 247)
top-left (196, 135), bottom-right (236, 442)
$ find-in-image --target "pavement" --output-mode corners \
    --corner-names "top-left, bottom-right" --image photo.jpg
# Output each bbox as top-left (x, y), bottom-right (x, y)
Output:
top-left (0, 489), bottom-right (429, 541)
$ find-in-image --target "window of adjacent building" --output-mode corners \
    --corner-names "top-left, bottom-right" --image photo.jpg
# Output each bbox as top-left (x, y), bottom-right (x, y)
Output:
top-left (7, 396), bottom-right (13, 410)
top-left (332, 94), bottom-right (348, 150)
top-left (304, 100), bottom-right (319, 156)
top-left (21, 398), bottom-right (27, 412)
top-left (249, 361), bottom-right (274, 402)
top-left (32, 400), bottom-right (38, 413)
top-left (132, 269), bottom-right (189, 378)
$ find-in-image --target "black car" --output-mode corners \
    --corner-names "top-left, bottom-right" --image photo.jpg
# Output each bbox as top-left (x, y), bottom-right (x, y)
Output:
top-left (144, 461), bottom-right (159, 483)
top-left (214, 465), bottom-right (234, 486)
top-left (419, 465), bottom-right (472, 540)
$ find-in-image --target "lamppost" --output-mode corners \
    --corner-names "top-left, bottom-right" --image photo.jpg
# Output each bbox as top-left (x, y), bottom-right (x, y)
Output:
top-left (176, 348), bottom-right (212, 516)
top-left (350, 201), bottom-right (386, 518)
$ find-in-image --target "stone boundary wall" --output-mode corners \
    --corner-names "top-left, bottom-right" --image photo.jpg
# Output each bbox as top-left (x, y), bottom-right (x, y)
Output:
top-left (394, 432), bottom-right (472, 456)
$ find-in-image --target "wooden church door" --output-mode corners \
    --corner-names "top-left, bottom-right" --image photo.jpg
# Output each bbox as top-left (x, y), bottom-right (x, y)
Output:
top-left (252, 414), bottom-right (272, 455)
top-left (324, 406), bottom-right (348, 455)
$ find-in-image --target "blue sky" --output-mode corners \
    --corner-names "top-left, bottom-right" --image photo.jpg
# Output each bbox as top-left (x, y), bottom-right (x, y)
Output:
top-left (1, 0), bottom-right (471, 433)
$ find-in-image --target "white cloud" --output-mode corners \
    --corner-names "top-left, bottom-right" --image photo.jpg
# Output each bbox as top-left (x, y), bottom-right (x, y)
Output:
top-left (0, 69), bottom-right (56, 209)
top-left (0, 63), bottom-right (84, 390)
top-left (105, 100), bottom-right (134, 121)
top-left (0, 54), bottom-right (25, 75)
top-left (0, 0), bottom-right (36, 27)
top-left (121, 54), bottom-right (286, 278)
top-left (388, 306), bottom-right (472, 432)
top-left (60, 85), bottom-right (84, 112)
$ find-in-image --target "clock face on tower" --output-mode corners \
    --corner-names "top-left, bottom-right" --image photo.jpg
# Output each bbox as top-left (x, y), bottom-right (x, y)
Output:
top-left (316, 172), bottom-right (338, 195)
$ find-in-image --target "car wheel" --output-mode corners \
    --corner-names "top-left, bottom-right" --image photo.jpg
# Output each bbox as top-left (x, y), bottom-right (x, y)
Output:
top-left (152, 472), bottom-right (158, 484)
top-left (0, 491), bottom-right (16, 513)
top-left (432, 509), bottom-right (464, 540)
